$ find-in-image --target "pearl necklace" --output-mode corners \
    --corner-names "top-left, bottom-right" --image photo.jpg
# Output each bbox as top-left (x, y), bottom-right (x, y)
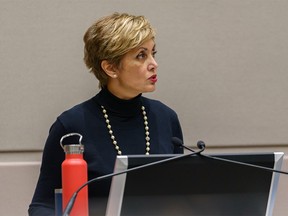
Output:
top-left (101, 105), bottom-right (150, 155)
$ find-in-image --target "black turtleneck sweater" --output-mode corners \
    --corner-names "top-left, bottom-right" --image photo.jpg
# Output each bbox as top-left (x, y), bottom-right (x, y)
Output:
top-left (28, 88), bottom-right (183, 216)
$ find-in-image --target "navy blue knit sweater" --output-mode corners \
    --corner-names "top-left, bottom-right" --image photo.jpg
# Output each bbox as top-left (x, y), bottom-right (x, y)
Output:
top-left (28, 88), bottom-right (183, 215)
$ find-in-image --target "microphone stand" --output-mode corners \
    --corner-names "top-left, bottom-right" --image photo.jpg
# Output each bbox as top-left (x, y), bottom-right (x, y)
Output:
top-left (181, 142), bottom-right (288, 175)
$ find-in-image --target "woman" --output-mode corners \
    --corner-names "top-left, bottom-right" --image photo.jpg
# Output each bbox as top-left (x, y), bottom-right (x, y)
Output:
top-left (28, 12), bottom-right (183, 215)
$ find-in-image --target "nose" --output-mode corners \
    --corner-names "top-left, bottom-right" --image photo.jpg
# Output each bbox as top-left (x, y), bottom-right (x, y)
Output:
top-left (148, 56), bottom-right (158, 71)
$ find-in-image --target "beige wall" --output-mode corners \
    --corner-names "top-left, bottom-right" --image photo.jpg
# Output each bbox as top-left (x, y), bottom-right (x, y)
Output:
top-left (1, 0), bottom-right (288, 215)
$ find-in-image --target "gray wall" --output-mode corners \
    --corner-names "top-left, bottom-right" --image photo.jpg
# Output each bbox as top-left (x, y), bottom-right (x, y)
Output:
top-left (1, 0), bottom-right (288, 153)
top-left (1, 1), bottom-right (288, 215)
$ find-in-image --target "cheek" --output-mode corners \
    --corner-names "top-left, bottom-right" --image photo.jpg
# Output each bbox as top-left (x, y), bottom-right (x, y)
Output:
top-left (133, 69), bottom-right (147, 81)
top-left (119, 59), bottom-right (148, 80)
top-left (122, 65), bottom-right (146, 79)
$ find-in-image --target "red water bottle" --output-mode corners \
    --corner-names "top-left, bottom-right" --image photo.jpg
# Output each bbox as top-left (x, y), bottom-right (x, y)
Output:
top-left (60, 133), bottom-right (89, 216)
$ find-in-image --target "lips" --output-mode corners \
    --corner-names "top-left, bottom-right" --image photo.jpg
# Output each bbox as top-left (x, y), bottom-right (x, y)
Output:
top-left (149, 74), bottom-right (157, 83)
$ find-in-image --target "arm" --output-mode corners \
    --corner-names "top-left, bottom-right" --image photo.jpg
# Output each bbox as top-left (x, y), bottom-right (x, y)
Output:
top-left (28, 119), bottom-right (66, 216)
top-left (172, 113), bottom-right (184, 154)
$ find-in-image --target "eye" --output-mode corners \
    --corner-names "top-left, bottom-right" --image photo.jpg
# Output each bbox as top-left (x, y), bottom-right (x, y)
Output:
top-left (152, 50), bottom-right (157, 58)
top-left (136, 51), bottom-right (146, 59)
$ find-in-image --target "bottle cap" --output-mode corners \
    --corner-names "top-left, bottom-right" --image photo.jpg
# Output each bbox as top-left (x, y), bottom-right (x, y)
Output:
top-left (63, 144), bottom-right (84, 154)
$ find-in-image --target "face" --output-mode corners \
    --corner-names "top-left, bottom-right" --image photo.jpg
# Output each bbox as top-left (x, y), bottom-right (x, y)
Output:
top-left (107, 39), bottom-right (158, 99)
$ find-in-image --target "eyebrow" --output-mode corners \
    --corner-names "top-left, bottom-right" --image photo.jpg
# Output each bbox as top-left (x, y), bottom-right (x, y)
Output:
top-left (138, 45), bottom-right (156, 51)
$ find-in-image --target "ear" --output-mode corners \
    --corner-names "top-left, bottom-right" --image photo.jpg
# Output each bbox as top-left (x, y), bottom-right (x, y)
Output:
top-left (101, 60), bottom-right (118, 78)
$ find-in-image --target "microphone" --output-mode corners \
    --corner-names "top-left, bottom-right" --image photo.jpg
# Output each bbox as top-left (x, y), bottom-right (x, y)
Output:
top-left (197, 140), bottom-right (206, 150)
top-left (62, 140), bottom-right (205, 216)
top-left (172, 137), bottom-right (288, 175)
top-left (172, 137), bottom-right (205, 152)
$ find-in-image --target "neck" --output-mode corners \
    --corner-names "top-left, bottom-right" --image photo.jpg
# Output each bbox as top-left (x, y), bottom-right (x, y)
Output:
top-left (106, 85), bottom-right (139, 100)
top-left (96, 88), bottom-right (142, 117)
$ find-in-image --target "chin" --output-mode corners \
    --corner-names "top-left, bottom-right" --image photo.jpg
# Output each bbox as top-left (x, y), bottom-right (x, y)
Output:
top-left (144, 86), bottom-right (156, 93)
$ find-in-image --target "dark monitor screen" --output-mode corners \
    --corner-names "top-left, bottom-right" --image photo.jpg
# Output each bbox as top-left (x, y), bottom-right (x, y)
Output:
top-left (106, 152), bottom-right (283, 216)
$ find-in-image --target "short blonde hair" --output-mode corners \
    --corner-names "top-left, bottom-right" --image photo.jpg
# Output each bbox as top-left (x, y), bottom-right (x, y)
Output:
top-left (83, 12), bottom-right (156, 88)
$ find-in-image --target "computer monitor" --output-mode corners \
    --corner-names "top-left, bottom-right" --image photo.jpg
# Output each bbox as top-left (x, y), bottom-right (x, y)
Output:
top-left (106, 152), bottom-right (283, 216)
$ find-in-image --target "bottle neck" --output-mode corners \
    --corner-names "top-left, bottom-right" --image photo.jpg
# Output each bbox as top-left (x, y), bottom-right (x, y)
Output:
top-left (65, 153), bottom-right (83, 159)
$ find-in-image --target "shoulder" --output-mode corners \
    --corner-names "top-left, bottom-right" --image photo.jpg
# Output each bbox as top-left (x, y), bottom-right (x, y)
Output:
top-left (142, 96), bottom-right (178, 118)
top-left (61, 97), bottom-right (96, 115)
top-left (57, 96), bottom-right (98, 126)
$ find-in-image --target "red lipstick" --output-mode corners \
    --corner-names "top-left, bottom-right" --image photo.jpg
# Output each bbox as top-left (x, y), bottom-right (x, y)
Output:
top-left (149, 74), bottom-right (157, 83)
